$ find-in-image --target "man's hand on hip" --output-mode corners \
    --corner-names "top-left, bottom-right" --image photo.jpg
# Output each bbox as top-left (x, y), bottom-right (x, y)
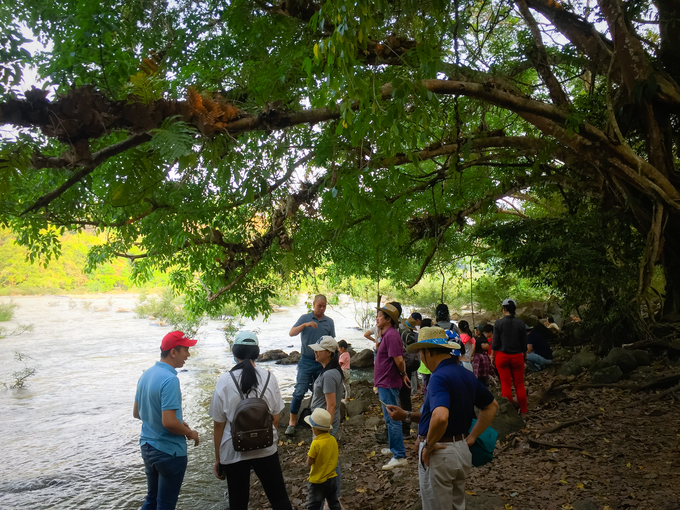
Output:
top-left (420, 443), bottom-right (445, 466)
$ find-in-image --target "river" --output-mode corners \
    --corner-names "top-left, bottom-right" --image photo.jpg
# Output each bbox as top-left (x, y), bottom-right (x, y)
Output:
top-left (0, 295), bottom-right (375, 510)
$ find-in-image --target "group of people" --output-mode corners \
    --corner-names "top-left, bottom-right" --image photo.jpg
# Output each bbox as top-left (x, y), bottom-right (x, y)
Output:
top-left (132, 294), bottom-right (556, 510)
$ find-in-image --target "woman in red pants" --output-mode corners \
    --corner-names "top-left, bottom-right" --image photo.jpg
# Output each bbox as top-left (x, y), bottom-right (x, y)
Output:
top-left (490, 299), bottom-right (528, 419)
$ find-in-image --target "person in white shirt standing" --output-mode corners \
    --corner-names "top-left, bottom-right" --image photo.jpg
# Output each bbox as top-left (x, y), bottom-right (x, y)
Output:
top-left (209, 331), bottom-right (292, 510)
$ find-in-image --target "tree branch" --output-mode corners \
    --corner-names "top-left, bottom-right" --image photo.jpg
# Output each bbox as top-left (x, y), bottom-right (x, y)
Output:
top-left (21, 133), bottom-right (152, 215)
top-left (516, 0), bottom-right (571, 108)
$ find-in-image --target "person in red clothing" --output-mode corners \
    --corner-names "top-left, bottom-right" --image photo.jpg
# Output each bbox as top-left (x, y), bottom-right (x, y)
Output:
top-left (490, 299), bottom-right (528, 418)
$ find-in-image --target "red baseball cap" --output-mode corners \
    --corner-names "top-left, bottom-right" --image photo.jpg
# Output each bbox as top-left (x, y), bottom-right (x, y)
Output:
top-left (160, 331), bottom-right (197, 351)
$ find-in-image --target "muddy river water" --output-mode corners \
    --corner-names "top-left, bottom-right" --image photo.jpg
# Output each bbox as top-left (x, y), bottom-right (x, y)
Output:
top-left (0, 295), bottom-right (374, 509)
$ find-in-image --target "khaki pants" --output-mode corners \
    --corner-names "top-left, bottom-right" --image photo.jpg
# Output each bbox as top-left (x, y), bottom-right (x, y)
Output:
top-left (418, 440), bottom-right (472, 510)
top-left (342, 369), bottom-right (351, 400)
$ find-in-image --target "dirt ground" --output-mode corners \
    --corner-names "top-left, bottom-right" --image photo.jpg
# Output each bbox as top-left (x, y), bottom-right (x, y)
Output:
top-left (245, 362), bottom-right (680, 510)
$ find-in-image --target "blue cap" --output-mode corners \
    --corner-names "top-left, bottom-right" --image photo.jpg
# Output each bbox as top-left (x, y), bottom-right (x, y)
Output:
top-left (234, 331), bottom-right (258, 346)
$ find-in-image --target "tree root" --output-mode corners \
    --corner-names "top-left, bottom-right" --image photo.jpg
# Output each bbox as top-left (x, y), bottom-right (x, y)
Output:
top-left (538, 382), bottom-right (680, 436)
top-left (527, 438), bottom-right (583, 450)
top-left (549, 371), bottom-right (680, 393)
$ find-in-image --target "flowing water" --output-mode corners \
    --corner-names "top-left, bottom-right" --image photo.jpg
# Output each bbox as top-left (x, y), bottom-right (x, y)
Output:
top-left (0, 295), bottom-right (375, 510)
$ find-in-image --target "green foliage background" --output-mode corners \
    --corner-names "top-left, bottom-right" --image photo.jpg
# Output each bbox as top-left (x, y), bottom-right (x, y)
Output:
top-left (0, 228), bottom-right (168, 294)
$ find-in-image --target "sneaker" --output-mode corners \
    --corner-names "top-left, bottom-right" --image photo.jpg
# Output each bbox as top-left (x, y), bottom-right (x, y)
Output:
top-left (382, 458), bottom-right (408, 470)
top-left (381, 448), bottom-right (393, 456)
top-left (284, 425), bottom-right (295, 436)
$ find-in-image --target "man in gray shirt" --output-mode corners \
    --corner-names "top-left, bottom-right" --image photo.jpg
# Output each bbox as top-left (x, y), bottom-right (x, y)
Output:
top-left (286, 294), bottom-right (336, 435)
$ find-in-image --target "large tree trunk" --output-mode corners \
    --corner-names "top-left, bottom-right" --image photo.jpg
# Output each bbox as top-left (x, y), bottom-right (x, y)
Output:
top-left (663, 214), bottom-right (680, 318)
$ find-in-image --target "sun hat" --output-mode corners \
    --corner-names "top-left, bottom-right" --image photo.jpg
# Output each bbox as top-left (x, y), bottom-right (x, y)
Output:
top-left (233, 330), bottom-right (259, 346)
top-left (377, 303), bottom-right (400, 324)
top-left (502, 298), bottom-right (516, 307)
top-left (309, 335), bottom-right (338, 352)
top-left (304, 408), bottom-right (333, 431)
top-left (160, 331), bottom-right (197, 351)
top-left (407, 326), bottom-right (461, 353)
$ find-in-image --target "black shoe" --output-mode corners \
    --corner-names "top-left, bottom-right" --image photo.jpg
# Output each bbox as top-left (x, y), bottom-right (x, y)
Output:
top-left (375, 431), bottom-right (388, 444)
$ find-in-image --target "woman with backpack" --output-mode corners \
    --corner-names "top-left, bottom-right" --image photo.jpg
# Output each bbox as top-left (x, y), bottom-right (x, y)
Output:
top-left (309, 336), bottom-right (344, 498)
top-left (209, 331), bottom-right (293, 510)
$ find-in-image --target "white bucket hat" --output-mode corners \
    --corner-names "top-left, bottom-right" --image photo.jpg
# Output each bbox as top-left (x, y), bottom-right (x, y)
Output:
top-left (304, 408), bottom-right (333, 431)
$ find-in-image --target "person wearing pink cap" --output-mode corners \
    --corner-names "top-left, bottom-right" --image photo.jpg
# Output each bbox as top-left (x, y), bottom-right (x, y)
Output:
top-left (133, 331), bottom-right (200, 510)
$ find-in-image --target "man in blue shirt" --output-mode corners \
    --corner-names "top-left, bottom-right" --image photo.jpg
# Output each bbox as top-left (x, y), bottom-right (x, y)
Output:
top-left (386, 327), bottom-right (498, 510)
top-left (133, 331), bottom-right (200, 510)
top-left (286, 294), bottom-right (335, 435)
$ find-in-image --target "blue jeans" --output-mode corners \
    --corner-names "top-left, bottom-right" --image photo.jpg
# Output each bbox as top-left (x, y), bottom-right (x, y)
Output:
top-left (290, 355), bottom-right (322, 415)
top-left (141, 443), bottom-right (188, 510)
top-left (526, 352), bottom-right (552, 372)
top-left (378, 387), bottom-right (405, 459)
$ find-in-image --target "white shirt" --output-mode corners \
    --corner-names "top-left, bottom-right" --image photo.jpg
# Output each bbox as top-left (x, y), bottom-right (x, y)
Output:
top-left (209, 366), bottom-right (284, 465)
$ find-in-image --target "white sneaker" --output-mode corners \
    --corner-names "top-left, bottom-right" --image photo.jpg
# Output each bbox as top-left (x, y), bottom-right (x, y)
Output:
top-left (381, 448), bottom-right (392, 456)
top-left (382, 457), bottom-right (408, 470)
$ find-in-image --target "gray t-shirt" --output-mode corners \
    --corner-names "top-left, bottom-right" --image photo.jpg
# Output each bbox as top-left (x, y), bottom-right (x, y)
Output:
top-left (311, 368), bottom-right (343, 435)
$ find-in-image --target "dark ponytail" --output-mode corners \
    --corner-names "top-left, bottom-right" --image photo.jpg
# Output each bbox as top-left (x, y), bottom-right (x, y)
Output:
top-left (504, 302), bottom-right (517, 316)
top-left (231, 344), bottom-right (261, 394)
top-left (320, 351), bottom-right (344, 381)
top-left (458, 320), bottom-right (473, 336)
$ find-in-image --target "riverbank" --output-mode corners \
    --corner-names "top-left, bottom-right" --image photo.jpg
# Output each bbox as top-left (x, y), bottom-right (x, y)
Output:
top-left (257, 360), bottom-right (679, 510)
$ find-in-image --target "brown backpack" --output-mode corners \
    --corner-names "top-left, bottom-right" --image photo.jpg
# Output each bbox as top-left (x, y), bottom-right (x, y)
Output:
top-left (229, 371), bottom-right (274, 452)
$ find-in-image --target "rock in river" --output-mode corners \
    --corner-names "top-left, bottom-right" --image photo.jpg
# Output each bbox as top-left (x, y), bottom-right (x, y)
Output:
top-left (276, 351), bottom-right (301, 365)
top-left (258, 349), bottom-right (289, 362)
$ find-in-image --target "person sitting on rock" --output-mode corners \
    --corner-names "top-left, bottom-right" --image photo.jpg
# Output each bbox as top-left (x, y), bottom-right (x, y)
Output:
top-left (526, 323), bottom-right (554, 372)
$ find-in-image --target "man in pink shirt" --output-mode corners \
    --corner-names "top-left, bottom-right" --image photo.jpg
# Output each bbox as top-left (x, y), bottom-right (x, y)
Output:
top-left (374, 304), bottom-right (410, 470)
top-left (337, 340), bottom-right (351, 403)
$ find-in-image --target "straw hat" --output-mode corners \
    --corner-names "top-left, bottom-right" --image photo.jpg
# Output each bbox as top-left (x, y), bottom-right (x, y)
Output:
top-left (377, 303), bottom-right (400, 324)
top-left (304, 408), bottom-right (333, 431)
top-left (407, 326), bottom-right (461, 353)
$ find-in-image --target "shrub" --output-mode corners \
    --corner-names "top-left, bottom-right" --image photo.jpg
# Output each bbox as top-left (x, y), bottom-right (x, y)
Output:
top-left (0, 301), bottom-right (17, 322)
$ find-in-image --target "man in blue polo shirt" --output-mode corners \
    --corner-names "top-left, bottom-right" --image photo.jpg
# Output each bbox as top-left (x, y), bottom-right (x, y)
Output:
top-left (386, 327), bottom-right (498, 510)
top-left (286, 294), bottom-right (336, 435)
top-left (133, 331), bottom-right (200, 510)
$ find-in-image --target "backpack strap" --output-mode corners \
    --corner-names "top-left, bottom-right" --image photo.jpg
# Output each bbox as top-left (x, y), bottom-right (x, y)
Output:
top-left (259, 371), bottom-right (271, 399)
top-left (229, 371), bottom-right (246, 400)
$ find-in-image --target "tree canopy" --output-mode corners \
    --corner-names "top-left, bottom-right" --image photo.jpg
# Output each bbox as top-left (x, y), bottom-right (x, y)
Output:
top-left (0, 0), bottom-right (678, 330)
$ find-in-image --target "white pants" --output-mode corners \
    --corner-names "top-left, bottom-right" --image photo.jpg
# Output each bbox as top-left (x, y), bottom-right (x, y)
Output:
top-left (418, 440), bottom-right (472, 510)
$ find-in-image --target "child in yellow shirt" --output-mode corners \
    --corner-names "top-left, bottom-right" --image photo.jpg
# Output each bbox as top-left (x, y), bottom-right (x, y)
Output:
top-left (305, 408), bottom-right (341, 510)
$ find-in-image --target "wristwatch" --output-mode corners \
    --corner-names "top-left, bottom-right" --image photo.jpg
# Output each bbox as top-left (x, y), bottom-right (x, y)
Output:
top-left (404, 411), bottom-right (411, 425)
